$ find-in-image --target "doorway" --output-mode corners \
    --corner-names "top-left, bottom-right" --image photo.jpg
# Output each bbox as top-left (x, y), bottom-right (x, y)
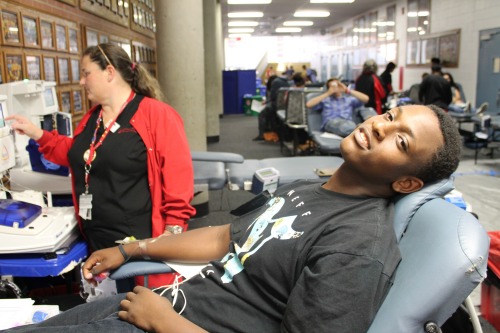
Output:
top-left (477, 28), bottom-right (500, 114)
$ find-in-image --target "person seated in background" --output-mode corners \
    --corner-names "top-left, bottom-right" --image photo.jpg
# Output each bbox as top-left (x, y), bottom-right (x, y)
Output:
top-left (355, 59), bottom-right (387, 114)
top-left (442, 72), bottom-right (470, 113)
top-left (254, 75), bottom-right (279, 141)
top-left (442, 72), bottom-right (490, 115)
top-left (1, 104), bottom-right (462, 333)
top-left (292, 72), bottom-right (306, 88)
top-left (306, 78), bottom-right (374, 137)
top-left (418, 64), bottom-right (452, 110)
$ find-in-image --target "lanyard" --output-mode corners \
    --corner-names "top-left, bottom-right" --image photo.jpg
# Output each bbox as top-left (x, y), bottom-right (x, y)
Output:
top-left (83, 91), bottom-right (135, 194)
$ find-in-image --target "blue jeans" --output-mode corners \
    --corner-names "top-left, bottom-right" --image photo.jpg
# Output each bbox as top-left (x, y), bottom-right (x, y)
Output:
top-left (2, 294), bottom-right (145, 333)
top-left (448, 104), bottom-right (465, 113)
top-left (324, 108), bottom-right (377, 137)
top-left (324, 118), bottom-right (356, 137)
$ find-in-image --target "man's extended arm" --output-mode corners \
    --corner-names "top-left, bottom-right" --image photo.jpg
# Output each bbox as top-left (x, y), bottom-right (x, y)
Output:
top-left (82, 224), bottom-right (231, 279)
top-left (306, 90), bottom-right (331, 108)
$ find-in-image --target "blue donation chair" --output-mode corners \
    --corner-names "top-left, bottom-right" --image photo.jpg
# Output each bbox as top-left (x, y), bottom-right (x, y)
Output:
top-left (367, 177), bottom-right (489, 333)
top-left (304, 90), bottom-right (342, 156)
top-left (110, 176), bottom-right (490, 333)
top-left (463, 115), bottom-right (500, 164)
top-left (304, 91), bottom-right (376, 156)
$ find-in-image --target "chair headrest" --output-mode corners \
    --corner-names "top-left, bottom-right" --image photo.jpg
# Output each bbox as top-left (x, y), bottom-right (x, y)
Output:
top-left (305, 91), bottom-right (324, 103)
top-left (393, 177), bottom-right (455, 241)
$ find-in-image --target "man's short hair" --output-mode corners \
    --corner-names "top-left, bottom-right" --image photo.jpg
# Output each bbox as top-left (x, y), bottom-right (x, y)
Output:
top-left (431, 64), bottom-right (442, 74)
top-left (325, 78), bottom-right (339, 88)
top-left (412, 105), bottom-right (462, 183)
top-left (431, 57), bottom-right (441, 65)
top-left (292, 73), bottom-right (305, 86)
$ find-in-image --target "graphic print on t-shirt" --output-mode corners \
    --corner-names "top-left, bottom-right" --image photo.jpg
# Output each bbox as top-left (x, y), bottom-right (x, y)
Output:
top-left (220, 195), bottom-right (303, 283)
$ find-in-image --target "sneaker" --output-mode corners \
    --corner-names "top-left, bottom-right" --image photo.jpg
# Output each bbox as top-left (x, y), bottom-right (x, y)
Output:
top-left (253, 135), bottom-right (264, 141)
top-left (463, 102), bottom-right (471, 114)
top-left (263, 132), bottom-right (279, 142)
top-left (475, 102), bottom-right (489, 116)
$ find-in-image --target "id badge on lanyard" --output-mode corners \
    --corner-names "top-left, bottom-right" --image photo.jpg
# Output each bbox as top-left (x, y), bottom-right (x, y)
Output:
top-left (79, 192), bottom-right (93, 220)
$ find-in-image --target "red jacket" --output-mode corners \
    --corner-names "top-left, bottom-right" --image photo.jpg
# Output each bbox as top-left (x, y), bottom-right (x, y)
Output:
top-left (37, 97), bottom-right (196, 286)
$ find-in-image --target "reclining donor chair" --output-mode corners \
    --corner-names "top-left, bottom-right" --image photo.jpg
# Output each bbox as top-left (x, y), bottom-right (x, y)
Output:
top-left (110, 177), bottom-right (490, 333)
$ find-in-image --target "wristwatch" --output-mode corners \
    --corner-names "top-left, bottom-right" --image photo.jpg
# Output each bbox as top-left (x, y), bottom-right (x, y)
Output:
top-left (166, 225), bottom-right (183, 234)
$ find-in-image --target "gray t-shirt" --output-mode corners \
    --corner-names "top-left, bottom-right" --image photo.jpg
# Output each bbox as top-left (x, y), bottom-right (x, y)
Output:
top-left (172, 181), bottom-right (401, 333)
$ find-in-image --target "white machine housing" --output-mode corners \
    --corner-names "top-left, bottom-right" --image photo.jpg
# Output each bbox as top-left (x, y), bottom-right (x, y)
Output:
top-left (0, 95), bottom-right (16, 175)
top-left (0, 80), bottom-right (72, 194)
top-left (0, 205), bottom-right (78, 253)
top-left (0, 88), bottom-right (78, 254)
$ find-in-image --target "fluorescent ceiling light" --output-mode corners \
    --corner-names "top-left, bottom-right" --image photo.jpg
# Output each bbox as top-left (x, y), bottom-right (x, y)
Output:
top-left (228, 21), bottom-right (259, 26)
top-left (228, 34), bottom-right (252, 38)
top-left (310, 0), bottom-right (354, 3)
top-left (294, 10), bottom-right (330, 17)
top-left (228, 28), bottom-right (255, 33)
top-left (407, 11), bottom-right (429, 17)
top-left (228, 0), bottom-right (271, 3)
top-left (353, 28), bottom-right (376, 33)
top-left (372, 21), bottom-right (395, 26)
top-left (228, 11), bottom-right (264, 18)
top-left (283, 21), bottom-right (314, 26)
top-left (275, 27), bottom-right (302, 33)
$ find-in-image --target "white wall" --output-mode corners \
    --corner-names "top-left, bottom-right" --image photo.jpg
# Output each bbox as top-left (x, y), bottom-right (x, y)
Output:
top-left (223, 0), bottom-right (500, 106)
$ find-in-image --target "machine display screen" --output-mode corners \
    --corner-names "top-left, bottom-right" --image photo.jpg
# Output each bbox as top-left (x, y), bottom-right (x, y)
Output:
top-left (259, 170), bottom-right (275, 177)
top-left (44, 87), bottom-right (55, 107)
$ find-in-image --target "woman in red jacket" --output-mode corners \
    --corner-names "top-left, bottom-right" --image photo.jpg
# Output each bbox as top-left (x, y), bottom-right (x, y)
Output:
top-left (7, 43), bottom-right (195, 289)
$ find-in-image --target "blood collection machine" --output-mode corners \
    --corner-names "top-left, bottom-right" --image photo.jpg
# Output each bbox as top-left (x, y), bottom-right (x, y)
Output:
top-left (0, 80), bottom-right (72, 194)
top-left (0, 81), bottom-right (79, 258)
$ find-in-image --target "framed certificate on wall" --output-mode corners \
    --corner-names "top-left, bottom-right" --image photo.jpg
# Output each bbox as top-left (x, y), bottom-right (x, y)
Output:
top-left (55, 24), bottom-right (68, 52)
top-left (1, 10), bottom-right (22, 46)
top-left (22, 15), bottom-right (40, 48)
top-left (25, 53), bottom-right (42, 80)
top-left (71, 58), bottom-right (80, 83)
top-left (57, 56), bottom-right (71, 84)
top-left (59, 89), bottom-right (72, 113)
top-left (4, 52), bottom-right (24, 82)
top-left (72, 89), bottom-right (84, 115)
top-left (43, 56), bottom-right (57, 82)
top-left (40, 20), bottom-right (56, 50)
top-left (68, 27), bottom-right (79, 53)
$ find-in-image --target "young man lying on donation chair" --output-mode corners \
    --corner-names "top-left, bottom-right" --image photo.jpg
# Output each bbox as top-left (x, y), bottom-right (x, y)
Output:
top-left (2, 104), bottom-right (462, 333)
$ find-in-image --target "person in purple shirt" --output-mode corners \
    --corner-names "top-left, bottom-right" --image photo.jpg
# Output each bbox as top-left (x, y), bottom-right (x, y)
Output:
top-left (306, 78), bottom-right (375, 137)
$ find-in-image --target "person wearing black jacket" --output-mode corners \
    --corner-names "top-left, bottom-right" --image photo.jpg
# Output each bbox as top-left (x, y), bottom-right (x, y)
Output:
top-left (418, 64), bottom-right (452, 110)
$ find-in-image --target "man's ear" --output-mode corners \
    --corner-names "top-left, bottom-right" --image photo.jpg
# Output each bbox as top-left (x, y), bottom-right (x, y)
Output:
top-left (391, 176), bottom-right (424, 194)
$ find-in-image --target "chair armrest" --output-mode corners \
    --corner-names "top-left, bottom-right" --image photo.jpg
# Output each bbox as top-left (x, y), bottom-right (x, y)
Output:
top-left (109, 260), bottom-right (173, 280)
top-left (286, 123), bottom-right (307, 129)
top-left (191, 151), bottom-right (244, 164)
